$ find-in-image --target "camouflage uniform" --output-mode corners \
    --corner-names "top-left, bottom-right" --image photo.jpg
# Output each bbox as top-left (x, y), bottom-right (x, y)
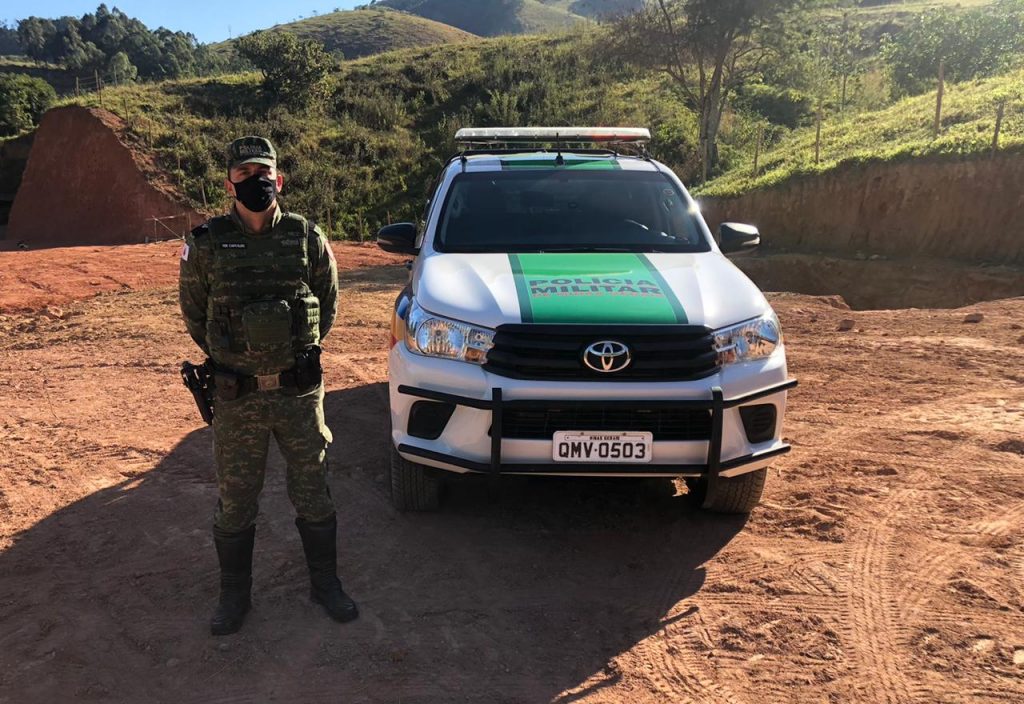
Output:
top-left (179, 206), bottom-right (339, 532)
top-left (182, 136), bottom-right (356, 635)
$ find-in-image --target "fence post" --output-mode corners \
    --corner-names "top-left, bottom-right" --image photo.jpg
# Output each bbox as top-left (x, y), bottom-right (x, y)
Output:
top-left (95, 70), bottom-right (102, 108)
top-left (815, 109), bottom-right (823, 164)
top-left (991, 100), bottom-right (1006, 157)
top-left (75, 77), bottom-right (80, 97)
top-left (752, 124), bottom-right (763, 178)
top-left (933, 58), bottom-right (945, 138)
top-left (201, 182), bottom-right (208, 210)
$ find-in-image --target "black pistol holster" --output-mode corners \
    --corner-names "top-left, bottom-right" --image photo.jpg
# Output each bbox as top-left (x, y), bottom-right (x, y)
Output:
top-left (180, 359), bottom-right (215, 425)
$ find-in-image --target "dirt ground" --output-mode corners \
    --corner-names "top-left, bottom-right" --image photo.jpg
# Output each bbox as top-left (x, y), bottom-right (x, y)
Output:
top-left (0, 243), bottom-right (1022, 704)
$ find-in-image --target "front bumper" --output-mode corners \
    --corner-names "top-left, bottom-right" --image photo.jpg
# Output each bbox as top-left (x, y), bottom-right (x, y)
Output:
top-left (390, 344), bottom-right (796, 481)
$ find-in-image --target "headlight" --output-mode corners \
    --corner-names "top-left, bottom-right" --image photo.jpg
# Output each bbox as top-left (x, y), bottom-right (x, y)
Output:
top-left (405, 300), bottom-right (495, 365)
top-left (714, 313), bottom-right (782, 366)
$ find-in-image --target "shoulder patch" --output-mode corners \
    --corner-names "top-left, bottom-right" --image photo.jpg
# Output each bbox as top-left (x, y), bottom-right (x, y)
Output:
top-left (180, 242), bottom-right (190, 261)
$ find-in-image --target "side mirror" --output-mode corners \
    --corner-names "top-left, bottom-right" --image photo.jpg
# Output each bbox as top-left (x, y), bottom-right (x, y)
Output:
top-left (377, 222), bottom-right (419, 256)
top-left (719, 222), bottom-right (760, 254)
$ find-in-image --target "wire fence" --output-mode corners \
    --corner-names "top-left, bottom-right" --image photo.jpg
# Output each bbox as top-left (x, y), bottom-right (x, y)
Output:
top-left (145, 214), bottom-right (196, 242)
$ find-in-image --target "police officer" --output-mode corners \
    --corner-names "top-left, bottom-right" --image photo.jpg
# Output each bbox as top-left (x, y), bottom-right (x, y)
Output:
top-left (179, 136), bottom-right (357, 635)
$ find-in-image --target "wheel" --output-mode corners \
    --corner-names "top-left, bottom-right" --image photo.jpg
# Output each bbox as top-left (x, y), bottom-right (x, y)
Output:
top-left (388, 444), bottom-right (441, 512)
top-left (685, 467), bottom-right (768, 514)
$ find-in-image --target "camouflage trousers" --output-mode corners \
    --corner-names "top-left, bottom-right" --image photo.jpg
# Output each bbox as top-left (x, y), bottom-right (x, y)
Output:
top-left (212, 383), bottom-right (335, 532)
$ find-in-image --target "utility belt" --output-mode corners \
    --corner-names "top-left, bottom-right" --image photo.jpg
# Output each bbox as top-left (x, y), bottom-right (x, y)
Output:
top-left (212, 347), bottom-right (323, 402)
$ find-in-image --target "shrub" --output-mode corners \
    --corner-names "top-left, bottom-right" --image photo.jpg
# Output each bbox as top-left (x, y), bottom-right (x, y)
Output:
top-left (0, 74), bottom-right (57, 136)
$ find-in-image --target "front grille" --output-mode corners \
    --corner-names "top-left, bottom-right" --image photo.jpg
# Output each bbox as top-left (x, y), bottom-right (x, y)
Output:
top-left (484, 324), bottom-right (720, 381)
top-left (499, 403), bottom-right (713, 441)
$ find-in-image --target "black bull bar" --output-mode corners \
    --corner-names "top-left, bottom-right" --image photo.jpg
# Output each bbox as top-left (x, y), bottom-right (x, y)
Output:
top-left (396, 379), bottom-right (798, 492)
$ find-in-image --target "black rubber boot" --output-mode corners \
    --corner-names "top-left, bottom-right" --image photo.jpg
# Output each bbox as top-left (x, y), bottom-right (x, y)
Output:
top-left (210, 524), bottom-right (254, 636)
top-left (295, 515), bottom-right (359, 623)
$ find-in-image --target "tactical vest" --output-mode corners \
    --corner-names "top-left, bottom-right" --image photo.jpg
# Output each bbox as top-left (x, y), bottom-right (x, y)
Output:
top-left (204, 213), bottom-right (321, 374)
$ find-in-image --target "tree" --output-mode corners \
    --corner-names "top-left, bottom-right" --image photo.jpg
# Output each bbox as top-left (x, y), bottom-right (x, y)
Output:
top-left (16, 17), bottom-right (57, 62)
top-left (59, 24), bottom-right (105, 72)
top-left (107, 51), bottom-right (138, 83)
top-left (0, 20), bottom-right (23, 55)
top-left (0, 74), bottom-right (56, 136)
top-left (236, 31), bottom-right (335, 110)
top-left (613, 0), bottom-right (808, 181)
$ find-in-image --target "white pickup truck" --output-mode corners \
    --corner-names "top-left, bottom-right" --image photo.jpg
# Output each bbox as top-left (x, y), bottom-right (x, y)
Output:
top-left (378, 128), bottom-right (795, 513)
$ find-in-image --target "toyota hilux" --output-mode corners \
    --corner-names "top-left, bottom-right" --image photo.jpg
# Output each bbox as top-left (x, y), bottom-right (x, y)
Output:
top-left (377, 127), bottom-right (796, 513)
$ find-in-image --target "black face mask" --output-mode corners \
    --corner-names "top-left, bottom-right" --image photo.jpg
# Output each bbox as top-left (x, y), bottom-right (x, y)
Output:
top-left (231, 174), bottom-right (278, 213)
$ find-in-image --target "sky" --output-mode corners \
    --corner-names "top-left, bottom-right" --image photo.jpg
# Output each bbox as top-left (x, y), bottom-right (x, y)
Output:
top-left (2, 1), bottom-right (366, 44)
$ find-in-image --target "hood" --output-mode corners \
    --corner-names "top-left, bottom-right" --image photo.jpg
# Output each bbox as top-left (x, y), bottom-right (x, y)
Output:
top-left (413, 252), bottom-right (769, 330)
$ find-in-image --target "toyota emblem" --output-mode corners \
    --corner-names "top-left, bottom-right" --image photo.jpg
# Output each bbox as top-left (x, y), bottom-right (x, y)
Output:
top-left (583, 340), bottom-right (632, 373)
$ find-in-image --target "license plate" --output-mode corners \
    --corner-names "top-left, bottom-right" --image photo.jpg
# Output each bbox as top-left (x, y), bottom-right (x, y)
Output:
top-left (552, 432), bottom-right (653, 463)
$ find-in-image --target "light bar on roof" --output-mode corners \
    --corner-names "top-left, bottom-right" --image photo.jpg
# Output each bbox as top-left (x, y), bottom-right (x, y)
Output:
top-left (454, 127), bottom-right (651, 144)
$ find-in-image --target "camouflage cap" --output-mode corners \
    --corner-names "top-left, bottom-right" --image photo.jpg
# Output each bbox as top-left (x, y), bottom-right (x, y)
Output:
top-left (227, 136), bottom-right (277, 170)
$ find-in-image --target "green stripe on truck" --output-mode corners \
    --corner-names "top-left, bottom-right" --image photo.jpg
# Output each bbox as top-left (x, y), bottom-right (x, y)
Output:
top-left (509, 252), bottom-right (688, 324)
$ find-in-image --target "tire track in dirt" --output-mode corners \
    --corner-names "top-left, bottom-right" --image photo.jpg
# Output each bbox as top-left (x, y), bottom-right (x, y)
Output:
top-left (633, 618), bottom-right (749, 704)
top-left (629, 530), bottom-right (751, 704)
top-left (847, 503), bottom-right (917, 704)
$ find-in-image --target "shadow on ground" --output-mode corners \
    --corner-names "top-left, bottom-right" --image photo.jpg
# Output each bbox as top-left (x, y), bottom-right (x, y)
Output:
top-left (0, 383), bottom-right (744, 703)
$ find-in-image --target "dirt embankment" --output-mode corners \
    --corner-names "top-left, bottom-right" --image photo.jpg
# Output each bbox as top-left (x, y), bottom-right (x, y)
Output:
top-left (701, 152), bottom-right (1024, 265)
top-left (736, 253), bottom-right (1024, 310)
top-left (6, 106), bottom-right (204, 249)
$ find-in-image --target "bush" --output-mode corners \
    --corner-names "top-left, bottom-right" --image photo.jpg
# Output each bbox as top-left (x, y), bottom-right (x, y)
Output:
top-left (734, 83), bottom-right (814, 129)
top-left (0, 74), bottom-right (56, 136)
top-left (235, 31), bottom-right (335, 110)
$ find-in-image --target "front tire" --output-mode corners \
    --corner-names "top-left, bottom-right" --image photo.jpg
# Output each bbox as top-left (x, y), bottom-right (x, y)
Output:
top-left (388, 444), bottom-right (441, 512)
top-left (686, 468), bottom-right (767, 514)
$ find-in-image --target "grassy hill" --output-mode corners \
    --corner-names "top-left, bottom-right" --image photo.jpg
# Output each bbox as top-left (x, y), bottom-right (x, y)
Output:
top-left (374, 0), bottom-right (586, 35)
top-left (63, 31), bottom-right (693, 239)
top-left (700, 67), bottom-right (1024, 198)
top-left (547, 1), bottom-right (644, 19)
top-left (219, 8), bottom-right (478, 59)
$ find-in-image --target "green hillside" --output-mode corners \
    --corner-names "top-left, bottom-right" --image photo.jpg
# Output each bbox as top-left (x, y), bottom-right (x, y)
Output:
top-left (700, 67), bottom-right (1024, 198)
top-left (549, 1), bottom-right (644, 19)
top-left (374, 0), bottom-right (586, 36)
top-left (222, 8), bottom-right (478, 59)
top-left (64, 31), bottom-right (694, 239)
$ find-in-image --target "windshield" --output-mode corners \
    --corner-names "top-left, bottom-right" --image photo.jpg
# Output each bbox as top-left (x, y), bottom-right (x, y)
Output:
top-left (435, 168), bottom-right (710, 253)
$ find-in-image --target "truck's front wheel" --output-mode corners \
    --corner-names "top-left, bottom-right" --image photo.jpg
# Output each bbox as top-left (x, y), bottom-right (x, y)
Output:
top-left (388, 444), bottom-right (441, 512)
top-left (686, 468), bottom-right (767, 514)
